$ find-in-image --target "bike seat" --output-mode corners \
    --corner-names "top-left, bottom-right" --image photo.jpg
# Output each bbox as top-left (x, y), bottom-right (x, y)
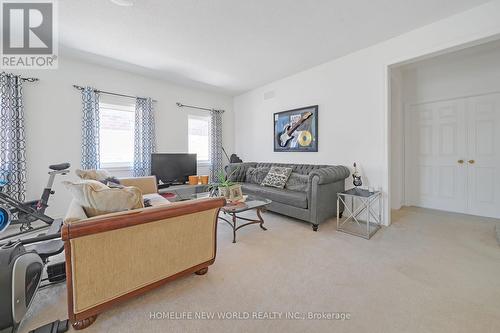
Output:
top-left (49, 163), bottom-right (70, 171)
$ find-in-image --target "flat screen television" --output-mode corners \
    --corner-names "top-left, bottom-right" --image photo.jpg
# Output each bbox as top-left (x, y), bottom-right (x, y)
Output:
top-left (151, 153), bottom-right (197, 185)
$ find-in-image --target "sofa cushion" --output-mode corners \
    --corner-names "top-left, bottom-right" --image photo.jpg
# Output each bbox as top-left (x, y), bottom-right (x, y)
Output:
top-left (119, 176), bottom-right (158, 194)
top-left (242, 183), bottom-right (307, 209)
top-left (246, 167), bottom-right (270, 185)
top-left (285, 172), bottom-right (309, 192)
top-left (261, 166), bottom-right (292, 189)
top-left (63, 180), bottom-right (144, 217)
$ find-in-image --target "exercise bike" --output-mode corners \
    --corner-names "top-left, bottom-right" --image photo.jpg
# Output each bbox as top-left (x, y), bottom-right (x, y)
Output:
top-left (0, 163), bottom-right (70, 240)
top-left (0, 216), bottom-right (68, 333)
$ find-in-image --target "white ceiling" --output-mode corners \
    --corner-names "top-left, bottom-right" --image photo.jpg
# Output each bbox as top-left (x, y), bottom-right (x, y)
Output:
top-left (59, 0), bottom-right (491, 95)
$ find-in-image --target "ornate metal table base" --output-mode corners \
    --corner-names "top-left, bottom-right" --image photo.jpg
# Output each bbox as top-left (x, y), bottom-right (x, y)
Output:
top-left (218, 207), bottom-right (267, 243)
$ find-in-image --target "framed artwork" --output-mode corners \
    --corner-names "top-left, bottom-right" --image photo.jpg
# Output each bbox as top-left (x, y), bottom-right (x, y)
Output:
top-left (229, 185), bottom-right (243, 201)
top-left (274, 105), bottom-right (318, 152)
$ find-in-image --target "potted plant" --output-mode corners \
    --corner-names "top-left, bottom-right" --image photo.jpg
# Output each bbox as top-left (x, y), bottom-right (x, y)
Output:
top-left (210, 168), bottom-right (243, 201)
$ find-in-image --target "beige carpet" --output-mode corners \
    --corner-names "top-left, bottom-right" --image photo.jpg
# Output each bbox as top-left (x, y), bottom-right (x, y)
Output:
top-left (19, 207), bottom-right (500, 333)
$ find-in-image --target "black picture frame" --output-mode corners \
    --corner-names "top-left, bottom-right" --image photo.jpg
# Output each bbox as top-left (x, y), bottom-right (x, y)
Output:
top-left (273, 105), bottom-right (318, 152)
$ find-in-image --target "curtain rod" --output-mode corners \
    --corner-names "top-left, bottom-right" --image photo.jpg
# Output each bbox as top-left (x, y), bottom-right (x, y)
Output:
top-left (72, 85), bottom-right (157, 102)
top-left (176, 102), bottom-right (224, 113)
top-left (0, 72), bottom-right (38, 82)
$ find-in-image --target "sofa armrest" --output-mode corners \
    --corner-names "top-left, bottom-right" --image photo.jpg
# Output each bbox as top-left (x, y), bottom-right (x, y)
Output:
top-left (227, 162), bottom-right (257, 182)
top-left (119, 176), bottom-right (158, 194)
top-left (308, 166), bottom-right (350, 185)
top-left (309, 180), bottom-right (346, 225)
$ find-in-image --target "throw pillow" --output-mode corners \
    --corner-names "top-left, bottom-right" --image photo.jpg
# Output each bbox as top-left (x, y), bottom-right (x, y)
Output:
top-left (261, 166), bottom-right (293, 189)
top-left (75, 169), bottom-right (111, 181)
top-left (143, 193), bottom-right (171, 207)
top-left (63, 180), bottom-right (144, 217)
top-left (100, 177), bottom-right (123, 188)
top-left (285, 172), bottom-right (309, 192)
top-left (246, 167), bottom-right (270, 185)
top-left (76, 170), bottom-right (123, 188)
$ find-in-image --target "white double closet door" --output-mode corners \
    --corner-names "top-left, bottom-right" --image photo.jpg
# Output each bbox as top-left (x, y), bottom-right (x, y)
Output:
top-left (406, 92), bottom-right (500, 218)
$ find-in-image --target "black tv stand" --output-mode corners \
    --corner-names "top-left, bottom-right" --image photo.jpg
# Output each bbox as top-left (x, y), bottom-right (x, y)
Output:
top-left (158, 182), bottom-right (187, 189)
top-left (158, 183), bottom-right (210, 202)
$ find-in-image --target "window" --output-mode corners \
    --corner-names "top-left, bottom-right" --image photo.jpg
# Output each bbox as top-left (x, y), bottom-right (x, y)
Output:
top-left (99, 102), bottom-right (135, 168)
top-left (188, 114), bottom-right (210, 163)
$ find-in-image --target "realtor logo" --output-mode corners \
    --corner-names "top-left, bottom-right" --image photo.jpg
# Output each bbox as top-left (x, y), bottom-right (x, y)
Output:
top-left (1, 0), bottom-right (58, 69)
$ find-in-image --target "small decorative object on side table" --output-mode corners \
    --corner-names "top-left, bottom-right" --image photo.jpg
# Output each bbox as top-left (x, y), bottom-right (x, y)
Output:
top-left (199, 175), bottom-right (209, 185)
top-left (188, 175), bottom-right (199, 185)
top-left (211, 169), bottom-right (243, 202)
top-left (337, 188), bottom-right (382, 239)
top-left (352, 162), bottom-right (362, 187)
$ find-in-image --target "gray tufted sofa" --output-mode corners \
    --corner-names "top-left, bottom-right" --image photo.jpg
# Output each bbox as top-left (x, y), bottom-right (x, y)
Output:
top-left (227, 162), bottom-right (350, 231)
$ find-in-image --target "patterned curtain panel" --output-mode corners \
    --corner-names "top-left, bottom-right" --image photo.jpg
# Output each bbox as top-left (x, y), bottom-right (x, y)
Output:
top-left (80, 87), bottom-right (100, 170)
top-left (0, 73), bottom-right (26, 201)
top-left (209, 110), bottom-right (224, 182)
top-left (133, 98), bottom-right (156, 177)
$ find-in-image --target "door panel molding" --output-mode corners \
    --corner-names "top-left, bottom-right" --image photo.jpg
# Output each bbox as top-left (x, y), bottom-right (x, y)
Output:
top-left (405, 92), bottom-right (500, 218)
top-left (408, 90), bottom-right (500, 107)
top-left (466, 93), bottom-right (500, 218)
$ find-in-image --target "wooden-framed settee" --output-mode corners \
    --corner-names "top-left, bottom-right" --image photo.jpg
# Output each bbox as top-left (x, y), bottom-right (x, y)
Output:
top-left (61, 195), bottom-right (225, 329)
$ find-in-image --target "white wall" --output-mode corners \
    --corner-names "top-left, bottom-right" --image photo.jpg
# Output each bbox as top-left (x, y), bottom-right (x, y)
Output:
top-left (233, 1), bottom-right (500, 225)
top-left (390, 68), bottom-right (404, 210)
top-left (401, 40), bottom-right (500, 103)
top-left (11, 56), bottom-right (234, 217)
top-left (389, 39), bottom-right (500, 209)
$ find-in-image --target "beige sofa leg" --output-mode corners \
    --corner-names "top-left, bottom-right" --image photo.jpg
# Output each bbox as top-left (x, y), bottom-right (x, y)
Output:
top-left (195, 267), bottom-right (208, 275)
top-left (72, 315), bottom-right (98, 330)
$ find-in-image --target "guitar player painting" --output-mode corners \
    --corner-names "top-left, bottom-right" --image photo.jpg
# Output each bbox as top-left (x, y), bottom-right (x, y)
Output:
top-left (274, 105), bottom-right (318, 152)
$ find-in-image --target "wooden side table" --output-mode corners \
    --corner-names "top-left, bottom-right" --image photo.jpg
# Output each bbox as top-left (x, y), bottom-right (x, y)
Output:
top-left (337, 188), bottom-right (382, 239)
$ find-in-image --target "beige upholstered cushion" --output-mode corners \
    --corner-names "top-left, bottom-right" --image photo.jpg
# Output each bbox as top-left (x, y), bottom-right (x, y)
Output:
top-left (63, 180), bottom-right (144, 217)
top-left (119, 176), bottom-right (158, 195)
top-left (75, 169), bottom-right (111, 181)
top-left (143, 193), bottom-right (170, 207)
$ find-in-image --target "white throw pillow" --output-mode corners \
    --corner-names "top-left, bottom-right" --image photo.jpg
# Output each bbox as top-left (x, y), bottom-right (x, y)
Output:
top-left (63, 180), bottom-right (144, 218)
top-left (143, 193), bottom-right (171, 207)
top-left (261, 166), bottom-right (293, 189)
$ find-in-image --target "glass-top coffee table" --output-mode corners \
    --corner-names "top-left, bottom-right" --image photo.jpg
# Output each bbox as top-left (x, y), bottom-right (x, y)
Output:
top-left (191, 193), bottom-right (271, 243)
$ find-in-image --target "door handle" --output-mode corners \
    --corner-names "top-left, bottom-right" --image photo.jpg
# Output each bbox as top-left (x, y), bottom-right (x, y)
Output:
top-left (457, 159), bottom-right (464, 164)
top-left (468, 160), bottom-right (475, 164)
